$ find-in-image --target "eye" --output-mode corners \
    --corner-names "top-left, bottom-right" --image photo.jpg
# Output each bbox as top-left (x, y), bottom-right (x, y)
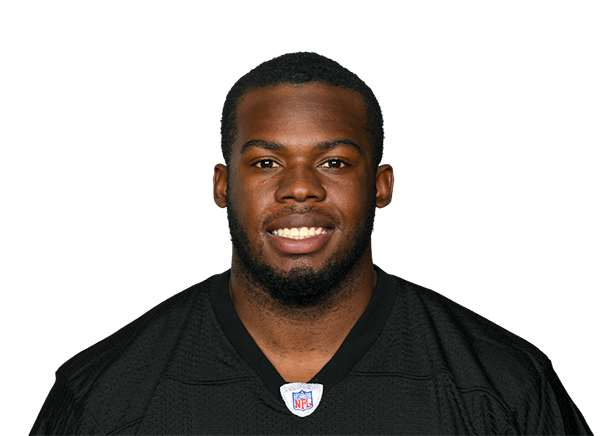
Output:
top-left (254, 159), bottom-right (281, 169)
top-left (320, 159), bottom-right (346, 169)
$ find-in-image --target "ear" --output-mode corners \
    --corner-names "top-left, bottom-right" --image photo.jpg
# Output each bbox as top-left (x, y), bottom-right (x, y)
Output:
top-left (375, 164), bottom-right (394, 208)
top-left (213, 164), bottom-right (228, 208)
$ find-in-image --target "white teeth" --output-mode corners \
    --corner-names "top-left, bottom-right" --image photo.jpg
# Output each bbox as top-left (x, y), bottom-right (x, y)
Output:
top-left (270, 227), bottom-right (330, 239)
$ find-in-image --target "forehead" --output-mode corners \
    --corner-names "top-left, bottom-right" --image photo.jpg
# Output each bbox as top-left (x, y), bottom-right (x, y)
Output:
top-left (234, 83), bottom-right (369, 152)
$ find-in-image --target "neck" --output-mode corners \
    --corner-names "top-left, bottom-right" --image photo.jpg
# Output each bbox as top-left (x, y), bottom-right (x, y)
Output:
top-left (229, 250), bottom-right (377, 382)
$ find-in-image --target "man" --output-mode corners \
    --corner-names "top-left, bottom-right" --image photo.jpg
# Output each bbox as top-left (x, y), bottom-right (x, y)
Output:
top-left (31, 53), bottom-right (591, 434)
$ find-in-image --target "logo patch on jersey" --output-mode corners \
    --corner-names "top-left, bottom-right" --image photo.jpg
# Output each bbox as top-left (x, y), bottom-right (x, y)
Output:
top-left (292, 390), bottom-right (313, 411)
top-left (279, 382), bottom-right (323, 418)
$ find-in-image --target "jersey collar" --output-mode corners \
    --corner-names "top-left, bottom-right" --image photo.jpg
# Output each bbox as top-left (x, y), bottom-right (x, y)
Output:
top-left (210, 265), bottom-right (398, 400)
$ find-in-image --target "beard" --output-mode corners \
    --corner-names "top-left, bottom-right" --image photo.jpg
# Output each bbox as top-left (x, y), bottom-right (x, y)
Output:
top-left (226, 189), bottom-right (377, 308)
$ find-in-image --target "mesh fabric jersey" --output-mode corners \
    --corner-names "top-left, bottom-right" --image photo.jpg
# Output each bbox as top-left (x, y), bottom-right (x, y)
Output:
top-left (31, 267), bottom-right (592, 435)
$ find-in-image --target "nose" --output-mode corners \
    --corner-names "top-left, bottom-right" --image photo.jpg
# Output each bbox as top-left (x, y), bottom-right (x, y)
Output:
top-left (275, 163), bottom-right (326, 203)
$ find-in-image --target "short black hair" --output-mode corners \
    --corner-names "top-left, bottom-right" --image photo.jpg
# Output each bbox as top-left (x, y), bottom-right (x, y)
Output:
top-left (220, 52), bottom-right (384, 170)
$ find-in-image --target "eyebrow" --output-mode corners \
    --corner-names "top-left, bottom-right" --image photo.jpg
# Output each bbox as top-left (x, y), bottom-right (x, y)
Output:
top-left (239, 139), bottom-right (362, 155)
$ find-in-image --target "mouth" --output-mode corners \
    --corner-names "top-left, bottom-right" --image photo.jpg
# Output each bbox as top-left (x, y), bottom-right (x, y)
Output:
top-left (267, 229), bottom-right (334, 255)
top-left (266, 213), bottom-right (336, 255)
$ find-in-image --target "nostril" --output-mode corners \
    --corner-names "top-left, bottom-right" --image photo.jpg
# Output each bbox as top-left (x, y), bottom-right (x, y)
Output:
top-left (276, 173), bottom-right (326, 203)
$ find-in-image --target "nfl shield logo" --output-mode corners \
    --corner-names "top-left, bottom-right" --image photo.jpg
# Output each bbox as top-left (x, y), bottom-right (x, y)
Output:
top-left (280, 382), bottom-right (323, 417)
top-left (292, 390), bottom-right (313, 411)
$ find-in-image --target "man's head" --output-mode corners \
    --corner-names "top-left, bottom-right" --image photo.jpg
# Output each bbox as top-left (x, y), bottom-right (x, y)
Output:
top-left (221, 52), bottom-right (384, 172)
top-left (214, 53), bottom-right (393, 308)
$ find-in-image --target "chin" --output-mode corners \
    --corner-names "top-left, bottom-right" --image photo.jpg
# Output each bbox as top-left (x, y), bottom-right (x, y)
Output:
top-left (231, 229), bottom-right (373, 308)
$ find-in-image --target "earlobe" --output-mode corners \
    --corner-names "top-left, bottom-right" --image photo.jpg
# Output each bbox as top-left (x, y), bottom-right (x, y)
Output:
top-left (213, 164), bottom-right (228, 208)
top-left (375, 164), bottom-right (394, 208)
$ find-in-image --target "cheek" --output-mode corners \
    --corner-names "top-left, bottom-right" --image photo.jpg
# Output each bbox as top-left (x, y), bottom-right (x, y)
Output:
top-left (229, 177), bottom-right (272, 230)
top-left (328, 177), bottom-right (371, 215)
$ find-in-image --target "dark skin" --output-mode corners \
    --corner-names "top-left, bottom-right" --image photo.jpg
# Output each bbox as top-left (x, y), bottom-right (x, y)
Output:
top-left (213, 83), bottom-right (394, 382)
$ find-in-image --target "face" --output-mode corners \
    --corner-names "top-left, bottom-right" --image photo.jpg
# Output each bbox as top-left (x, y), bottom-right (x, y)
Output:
top-left (214, 83), bottom-right (393, 307)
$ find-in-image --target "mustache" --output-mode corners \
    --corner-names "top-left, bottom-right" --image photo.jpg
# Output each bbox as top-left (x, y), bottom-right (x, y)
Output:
top-left (261, 205), bottom-right (340, 229)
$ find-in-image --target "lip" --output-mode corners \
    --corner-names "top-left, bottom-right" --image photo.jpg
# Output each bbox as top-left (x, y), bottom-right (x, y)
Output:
top-left (267, 231), bottom-right (334, 254)
top-left (267, 213), bottom-right (335, 232)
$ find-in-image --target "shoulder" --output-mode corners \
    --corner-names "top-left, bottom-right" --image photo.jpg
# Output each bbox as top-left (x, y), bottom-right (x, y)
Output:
top-left (60, 277), bottom-right (211, 376)
top-left (373, 274), bottom-right (551, 406)
top-left (357, 271), bottom-right (592, 433)
top-left (53, 275), bottom-right (216, 425)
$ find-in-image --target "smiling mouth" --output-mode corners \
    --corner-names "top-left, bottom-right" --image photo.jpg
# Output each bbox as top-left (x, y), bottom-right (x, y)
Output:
top-left (270, 226), bottom-right (332, 240)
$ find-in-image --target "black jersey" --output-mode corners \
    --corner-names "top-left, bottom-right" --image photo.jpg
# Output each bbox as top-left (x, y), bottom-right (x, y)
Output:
top-left (31, 267), bottom-right (591, 435)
